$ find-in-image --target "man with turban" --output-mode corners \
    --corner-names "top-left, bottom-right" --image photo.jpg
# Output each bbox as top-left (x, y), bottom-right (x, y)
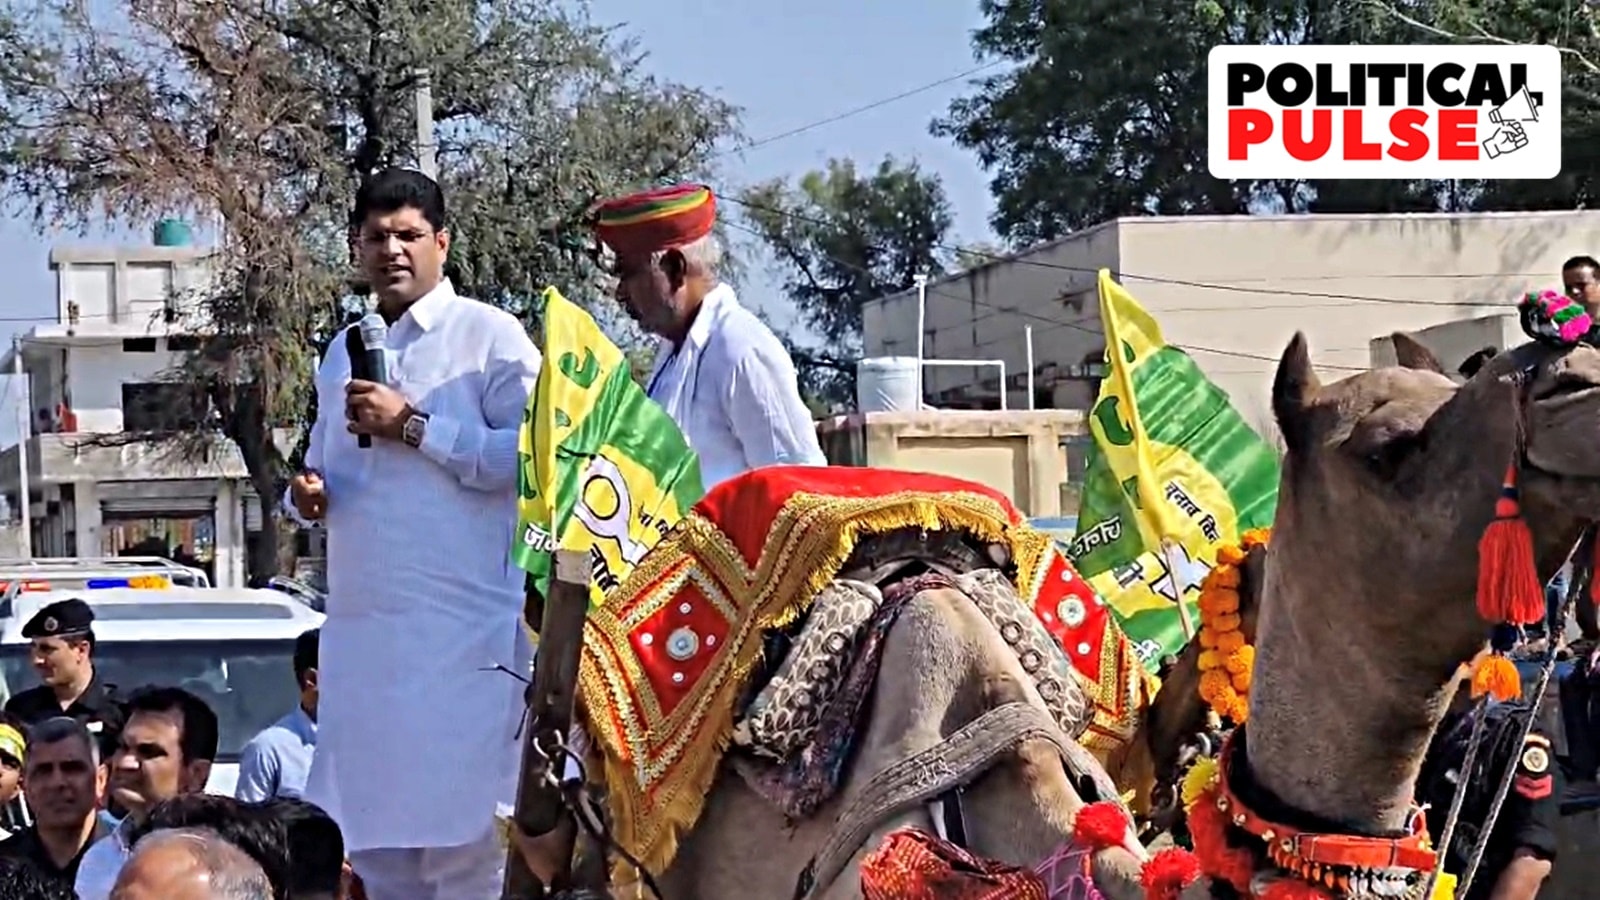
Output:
top-left (593, 184), bottom-right (826, 488)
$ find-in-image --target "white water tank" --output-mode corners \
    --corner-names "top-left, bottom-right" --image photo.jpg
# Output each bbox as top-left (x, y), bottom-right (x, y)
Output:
top-left (856, 356), bottom-right (921, 412)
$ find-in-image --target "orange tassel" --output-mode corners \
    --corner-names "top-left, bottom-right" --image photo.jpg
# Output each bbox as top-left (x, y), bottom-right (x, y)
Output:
top-left (1476, 465), bottom-right (1544, 626)
top-left (1471, 653), bottom-right (1522, 701)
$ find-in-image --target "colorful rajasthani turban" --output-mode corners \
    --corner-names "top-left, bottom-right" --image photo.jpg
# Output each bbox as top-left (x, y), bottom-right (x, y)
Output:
top-left (592, 183), bottom-right (716, 256)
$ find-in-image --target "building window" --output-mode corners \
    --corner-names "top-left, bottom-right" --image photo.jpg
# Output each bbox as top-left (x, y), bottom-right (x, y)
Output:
top-left (121, 382), bottom-right (208, 432)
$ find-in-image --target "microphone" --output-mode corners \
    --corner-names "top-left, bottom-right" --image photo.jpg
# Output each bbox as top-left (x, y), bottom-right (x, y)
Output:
top-left (355, 313), bottom-right (389, 449)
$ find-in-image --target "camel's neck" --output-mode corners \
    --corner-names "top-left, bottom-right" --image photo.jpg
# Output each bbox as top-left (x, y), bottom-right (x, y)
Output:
top-left (1241, 575), bottom-right (1460, 834)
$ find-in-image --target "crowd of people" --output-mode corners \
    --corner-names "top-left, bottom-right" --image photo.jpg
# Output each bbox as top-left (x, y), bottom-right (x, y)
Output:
top-left (0, 593), bottom-right (339, 899)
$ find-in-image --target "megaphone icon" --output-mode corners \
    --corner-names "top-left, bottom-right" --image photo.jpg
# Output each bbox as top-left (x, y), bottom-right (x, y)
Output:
top-left (1490, 85), bottom-right (1541, 124)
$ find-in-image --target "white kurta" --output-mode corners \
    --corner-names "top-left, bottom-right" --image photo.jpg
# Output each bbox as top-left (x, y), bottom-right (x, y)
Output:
top-left (291, 280), bottom-right (541, 852)
top-left (644, 284), bottom-right (826, 488)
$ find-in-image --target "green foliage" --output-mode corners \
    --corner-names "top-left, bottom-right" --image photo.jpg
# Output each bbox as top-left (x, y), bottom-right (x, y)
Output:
top-left (0, 0), bottom-right (738, 575)
top-left (739, 156), bottom-right (954, 408)
top-left (935, 0), bottom-right (1600, 243)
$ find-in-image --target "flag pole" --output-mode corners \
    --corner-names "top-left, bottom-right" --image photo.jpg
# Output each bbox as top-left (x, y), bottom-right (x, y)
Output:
top-left (1161, 538), bottom-right (1198, 640)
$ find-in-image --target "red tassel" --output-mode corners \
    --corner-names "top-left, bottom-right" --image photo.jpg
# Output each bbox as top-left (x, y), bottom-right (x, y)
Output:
top-left (1477, 465), bottom-right (1544, 626)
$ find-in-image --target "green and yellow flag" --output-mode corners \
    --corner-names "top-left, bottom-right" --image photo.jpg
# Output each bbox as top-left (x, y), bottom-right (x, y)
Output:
top-left (513, 287), bottom-right (705, 609)
top-left (1068, 271), bottom-right (1279, 670)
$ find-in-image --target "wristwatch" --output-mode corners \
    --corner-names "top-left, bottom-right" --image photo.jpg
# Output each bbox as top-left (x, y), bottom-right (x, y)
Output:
top-left (401, 412), bottom-right (429, 448)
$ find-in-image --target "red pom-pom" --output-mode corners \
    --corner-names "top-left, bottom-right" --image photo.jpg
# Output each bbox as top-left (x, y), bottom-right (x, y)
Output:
top-left (1073, 801), bottom-right (1131, 852)
top-left (1257, 878), bottom-right (1334, 900)
top-left (1141, 847), bottom-right (1203, 900)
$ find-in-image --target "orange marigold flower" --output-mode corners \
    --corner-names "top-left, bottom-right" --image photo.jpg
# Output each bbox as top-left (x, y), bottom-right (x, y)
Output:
top-left (1198, 649), bottom-right (1223, 671)
top-left (1211, 613), bottom-right (1241, 633)
top-left (1224, 695), bottom-right (1250, 723)
top-left (1199, 629), bottom-right (1218, 649)
top-left (1230, 667), bottom-right (1252, 693)
top-left (1216, 545), bottom-right (1247, 566)
top-left (1215, 630), bottom-right (1246, 654)
top-left (1207, 566), bottom-right (1241, 589)
top-left (1199, 670), bottom-right (1232, 703)
top-left (1224, 644), bottom-right (1255, 673)
top-left (1199, 590), bottom-right (1239, 617)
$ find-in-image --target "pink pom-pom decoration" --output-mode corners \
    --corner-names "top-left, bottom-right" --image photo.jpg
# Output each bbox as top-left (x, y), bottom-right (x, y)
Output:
top-left (1520, 288), bottom-right (1593, 346)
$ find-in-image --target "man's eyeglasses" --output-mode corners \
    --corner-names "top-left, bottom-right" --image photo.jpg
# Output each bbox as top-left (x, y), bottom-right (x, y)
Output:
top-left (359, 229), bottom-right (433, 246)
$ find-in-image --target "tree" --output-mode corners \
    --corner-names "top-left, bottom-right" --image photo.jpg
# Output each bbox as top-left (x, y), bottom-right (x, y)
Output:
top-left (931, 0), bottom-right (1485, 244)
top-left (739, 157), bottom-right (954, 408)
top-left (0, 0), bottom-right (737, 578)
top-left (1365, 0), bottom-right (1600, 209)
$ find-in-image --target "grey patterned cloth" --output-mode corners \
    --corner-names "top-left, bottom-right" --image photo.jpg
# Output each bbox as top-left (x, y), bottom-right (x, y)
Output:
top-left (730, 567), bottom-right (1095, 818)
top-left (732, 579), bottom-right (883, 759)
top-left (952, 568), bottom-right (1094, 740)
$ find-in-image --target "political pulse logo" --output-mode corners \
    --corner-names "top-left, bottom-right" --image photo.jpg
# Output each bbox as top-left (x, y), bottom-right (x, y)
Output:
top-left (1208, 45), bottom-right (1561, 179)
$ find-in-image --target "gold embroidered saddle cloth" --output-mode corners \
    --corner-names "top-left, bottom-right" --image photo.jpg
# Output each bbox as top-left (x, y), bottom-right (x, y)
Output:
top-left (575, 465), bottom-right (1154, 880)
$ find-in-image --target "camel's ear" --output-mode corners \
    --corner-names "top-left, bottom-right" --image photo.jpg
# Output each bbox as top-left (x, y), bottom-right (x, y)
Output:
top-left (1391, 333), bottom-right (1444, 374)
top-left (1272, 332), bottom-right (1320, 453)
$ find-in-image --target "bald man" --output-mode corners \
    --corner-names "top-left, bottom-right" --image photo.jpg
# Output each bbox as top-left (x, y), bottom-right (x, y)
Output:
top-left (111, 827), bottom-right (272, 900)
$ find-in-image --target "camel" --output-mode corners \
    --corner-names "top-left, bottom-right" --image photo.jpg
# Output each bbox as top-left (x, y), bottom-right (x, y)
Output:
top-left (1132, 330), bottom-right (1600, 897)
top-left (649, 529), bottom-right (1165, 900)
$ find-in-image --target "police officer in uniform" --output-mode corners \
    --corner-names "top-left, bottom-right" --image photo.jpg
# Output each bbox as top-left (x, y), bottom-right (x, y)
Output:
top-left (4, 600), bottom-right (123, 754)
top-left (1418, 662), bottom-right (1560, 900)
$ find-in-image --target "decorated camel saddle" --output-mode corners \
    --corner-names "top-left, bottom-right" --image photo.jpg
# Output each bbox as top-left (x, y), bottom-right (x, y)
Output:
top-left (572, 465), bottom-right (1160, 891)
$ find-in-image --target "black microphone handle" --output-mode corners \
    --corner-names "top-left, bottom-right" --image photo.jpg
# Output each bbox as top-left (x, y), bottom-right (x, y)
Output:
top-left (357, 347), bottom-right (389, 449)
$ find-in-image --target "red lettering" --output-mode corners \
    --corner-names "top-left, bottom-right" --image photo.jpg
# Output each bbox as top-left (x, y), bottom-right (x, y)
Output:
top-left (1386, 109), bottom-right (1430, 162)
top-left (1228, 109), bottom-right (1274, 160)
top-left (1341, 109), bottom-right (1381, 160)
top-left (1437, 109), bottom-right (1477, 160)
top-left (1284, 109), bottom-right (1332, 161)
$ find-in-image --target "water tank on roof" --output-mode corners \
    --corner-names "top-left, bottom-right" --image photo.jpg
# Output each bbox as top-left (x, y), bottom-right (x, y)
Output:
top-left (856, 357), bottom-right (921, 412)
top-left (153, 219), bottom-right (193, 247)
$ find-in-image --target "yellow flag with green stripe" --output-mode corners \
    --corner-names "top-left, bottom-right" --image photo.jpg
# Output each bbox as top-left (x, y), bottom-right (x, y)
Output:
top-left (1067, 271), bottom-right (1279, 669)
top-left (513, 287), bottom-right (705, 609)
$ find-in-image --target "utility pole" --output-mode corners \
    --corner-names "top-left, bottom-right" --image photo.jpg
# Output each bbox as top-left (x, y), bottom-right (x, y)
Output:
top-left (12, 338), bottom-right (30, 558)
top-left (413, 67), bottom-right (437, 180)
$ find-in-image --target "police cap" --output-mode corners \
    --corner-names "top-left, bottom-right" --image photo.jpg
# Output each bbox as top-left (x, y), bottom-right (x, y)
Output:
top-left (22, 598), bottom-right (95, 640)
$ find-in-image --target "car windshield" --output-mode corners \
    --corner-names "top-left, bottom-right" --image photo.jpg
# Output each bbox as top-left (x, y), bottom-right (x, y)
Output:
top-left (0, 639), bottom-right (300, 763)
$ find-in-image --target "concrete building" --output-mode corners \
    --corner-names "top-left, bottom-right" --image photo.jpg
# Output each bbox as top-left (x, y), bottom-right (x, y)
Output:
top-left (862, 211), bottom-right (1600, 434)
top-left (1368, 313), bottom-right (1523, 374)
top-left (0, 239), bottom-right (257, 587)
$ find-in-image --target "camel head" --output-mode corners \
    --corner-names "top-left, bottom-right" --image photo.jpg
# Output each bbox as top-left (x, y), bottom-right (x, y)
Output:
top-left (1244, 331), bottom-right (1600, 833)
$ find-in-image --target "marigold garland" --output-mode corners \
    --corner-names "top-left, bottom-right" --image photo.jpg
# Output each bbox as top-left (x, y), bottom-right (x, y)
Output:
top-left (1196, 528), bottom-right (1270, 723)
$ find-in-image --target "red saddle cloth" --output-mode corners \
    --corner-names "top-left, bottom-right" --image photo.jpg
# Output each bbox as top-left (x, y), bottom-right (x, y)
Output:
top-left (860, 827), bottom-right (1050, 900)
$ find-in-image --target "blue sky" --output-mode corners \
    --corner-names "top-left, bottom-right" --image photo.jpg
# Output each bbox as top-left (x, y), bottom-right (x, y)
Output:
top-left (0, 0), bottom-right (1000, 445)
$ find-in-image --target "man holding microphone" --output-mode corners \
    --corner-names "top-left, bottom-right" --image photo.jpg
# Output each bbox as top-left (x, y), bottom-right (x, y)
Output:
top-left (287, 167), bottom-right (541, 900)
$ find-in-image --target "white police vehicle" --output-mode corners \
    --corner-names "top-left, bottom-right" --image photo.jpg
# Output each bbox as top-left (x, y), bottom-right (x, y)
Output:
top-left (0, 583), bottom-right (324, 797)
top-left (0, 556), bottom-right (211, 590)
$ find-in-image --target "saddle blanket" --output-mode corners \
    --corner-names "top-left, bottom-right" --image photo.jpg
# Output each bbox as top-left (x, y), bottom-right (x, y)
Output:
top-left (575, 466), bottom-right (1156, 880)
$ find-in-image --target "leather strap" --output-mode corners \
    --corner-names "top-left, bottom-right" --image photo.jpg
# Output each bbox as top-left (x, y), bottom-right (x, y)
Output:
top-left (793, 700), bottom-right (1124, 899)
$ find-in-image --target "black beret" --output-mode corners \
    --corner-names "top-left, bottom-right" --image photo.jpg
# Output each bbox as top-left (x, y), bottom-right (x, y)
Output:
top-left (22, 598), bottom-right (95, 639)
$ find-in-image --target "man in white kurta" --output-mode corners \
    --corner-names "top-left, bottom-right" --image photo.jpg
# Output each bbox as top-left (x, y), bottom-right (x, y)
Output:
top-left (287, 168), bottom-right (541, 900)
top-left (594, 183), bottom-right (825, 487)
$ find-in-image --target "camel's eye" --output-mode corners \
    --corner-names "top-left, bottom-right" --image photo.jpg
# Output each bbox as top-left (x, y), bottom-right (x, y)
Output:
top-left (1361, 431), bottom-right (1426, 479)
